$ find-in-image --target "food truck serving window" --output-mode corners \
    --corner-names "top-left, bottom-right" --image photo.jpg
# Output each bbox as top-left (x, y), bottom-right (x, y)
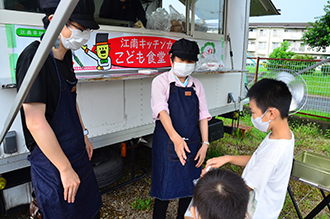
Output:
top-left (2, 0), bottom-right (225, 38)
top-left (96, 0), bottom-right (189, 33)
top-left (3, 0), bottom-right (41, 12)
top-left (194, 0), bottom-right (225, 35)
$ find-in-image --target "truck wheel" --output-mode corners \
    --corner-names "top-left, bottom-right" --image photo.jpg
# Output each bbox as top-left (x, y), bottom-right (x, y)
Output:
top-left (91, 147), bottom-right (124, 189)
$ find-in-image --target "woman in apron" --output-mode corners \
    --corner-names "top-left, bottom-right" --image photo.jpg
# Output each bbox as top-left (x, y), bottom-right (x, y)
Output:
top-left (150, 38), bottom-right (211, 219)
top-left (16, 1), bottom-right (102, 218)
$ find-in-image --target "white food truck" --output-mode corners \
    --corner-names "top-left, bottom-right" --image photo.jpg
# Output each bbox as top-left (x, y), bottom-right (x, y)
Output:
top-left (0, 0), bottom-right (278, 213)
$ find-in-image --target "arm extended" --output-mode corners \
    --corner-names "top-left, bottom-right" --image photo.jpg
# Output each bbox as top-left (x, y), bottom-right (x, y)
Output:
top-left (206, 155), bottom-right (252, 169)
top-left (159, 110), bottom-right (191, 166)
top-left (23, 102), bottom-right (80, 203)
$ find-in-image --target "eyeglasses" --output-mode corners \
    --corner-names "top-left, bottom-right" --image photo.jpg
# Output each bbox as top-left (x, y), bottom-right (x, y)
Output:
top-left (66, 22), bottom-right (90, 32)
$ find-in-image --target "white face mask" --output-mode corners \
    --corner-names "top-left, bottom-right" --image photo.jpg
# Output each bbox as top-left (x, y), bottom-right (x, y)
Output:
top-left (173, 62), bottom-right (195, 77)
top-left (61, 26), bottom-right (90, 50)
top-left (251, 108), bottom-right (274, 132)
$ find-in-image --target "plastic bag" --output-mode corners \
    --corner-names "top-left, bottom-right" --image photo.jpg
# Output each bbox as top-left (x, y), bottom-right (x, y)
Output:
top-left (169, 5), bottom-right (185, 33)
top-left (144, 0), bottom-right (159, 17)
top-left (246, 190), bottom-right (257, 219)
top-left (196, 54), bottom-right (224, 71)
top-left (195, 19), bottom-right (208, 32)
top-left (146, 8), bottom-right (171, 31)
top-left (146, 5), bottom-right (186, 32)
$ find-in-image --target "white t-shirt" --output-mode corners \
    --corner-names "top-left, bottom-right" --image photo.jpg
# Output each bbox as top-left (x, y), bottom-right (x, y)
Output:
top-left (242, 131), bottom-right (294, 219)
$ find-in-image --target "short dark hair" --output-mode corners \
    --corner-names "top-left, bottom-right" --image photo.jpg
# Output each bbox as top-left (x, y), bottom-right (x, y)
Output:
top-left (169, 54), bottom-right (196, 63)
top-left (170, 54), bottom-right (175, 63)
top-left (247, 78), bottom-right (292, 118)
top-left (193, 169), bottom-right (249, 219)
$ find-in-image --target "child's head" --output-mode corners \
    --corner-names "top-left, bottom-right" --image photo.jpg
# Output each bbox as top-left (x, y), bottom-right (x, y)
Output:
top-left (191, 169), bottom-right (249, 219)
top-left (247, 78), bottom-right (292, 119)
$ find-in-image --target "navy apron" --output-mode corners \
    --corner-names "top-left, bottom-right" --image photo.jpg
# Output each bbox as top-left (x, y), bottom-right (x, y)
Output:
top-left (28, 52), bottom-right (102, 219)
top-left (150, 82), bottom-right (201, 200)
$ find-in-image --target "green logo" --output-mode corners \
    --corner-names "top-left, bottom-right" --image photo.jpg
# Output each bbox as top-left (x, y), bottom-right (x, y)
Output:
top-left (16, 28), bottom-right (45, 37)
top-left (201, 42), bottom-right (216, 58)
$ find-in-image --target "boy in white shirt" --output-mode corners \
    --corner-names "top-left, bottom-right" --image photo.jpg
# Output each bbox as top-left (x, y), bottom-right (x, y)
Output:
top-left (204, 78), bottom-right (295, 219)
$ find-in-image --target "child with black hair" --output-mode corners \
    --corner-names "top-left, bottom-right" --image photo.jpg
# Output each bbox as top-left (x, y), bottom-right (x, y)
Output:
top-left (187, 168), bottom-right (249, 219)
top-left (204, 79), bottom-right (294, 219)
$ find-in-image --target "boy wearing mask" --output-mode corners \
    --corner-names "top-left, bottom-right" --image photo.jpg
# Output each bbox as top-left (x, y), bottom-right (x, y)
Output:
top-left (204, 79), bottom-right (294, 219)
top-left (150, 38), bottom-right (211, 219)
top-left (16, 0), bottom-right (102, 218)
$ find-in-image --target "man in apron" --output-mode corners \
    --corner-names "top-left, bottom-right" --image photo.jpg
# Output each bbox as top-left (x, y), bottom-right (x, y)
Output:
top-left (16, 0), bottom-right (102, 218)
top-left (150, 38), bottom-right (211, 219)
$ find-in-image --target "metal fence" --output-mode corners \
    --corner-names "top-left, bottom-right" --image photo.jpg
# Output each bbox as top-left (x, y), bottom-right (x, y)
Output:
top-left (246, 57), bottom-right (330, 119)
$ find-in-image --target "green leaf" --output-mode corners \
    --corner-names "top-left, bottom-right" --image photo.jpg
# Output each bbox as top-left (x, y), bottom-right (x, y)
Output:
top-left (302, 1), bottom-right (330, 49)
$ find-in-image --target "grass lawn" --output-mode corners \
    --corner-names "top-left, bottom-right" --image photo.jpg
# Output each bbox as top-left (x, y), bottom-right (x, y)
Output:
top-left (246, 66), bottom-right (268, 74)
top-left (302, 73), bottom-right (330, 96)
top-left (245, 67), bottom-right (330, 98)
top-left (299, 110), bottom-right (330, 121)
top-left (206, 111), bottom-right (330, 219)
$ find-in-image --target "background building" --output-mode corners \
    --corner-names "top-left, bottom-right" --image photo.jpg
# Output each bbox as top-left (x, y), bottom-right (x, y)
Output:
top-left (248, 22), bottom-right (330, 59)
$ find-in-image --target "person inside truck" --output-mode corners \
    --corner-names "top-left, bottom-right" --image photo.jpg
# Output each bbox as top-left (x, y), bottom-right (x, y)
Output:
top-left (14, 0), bottom-right (39, 12)
top-left (185, 168), bottom-right (249, 219)
top-left (150, 38), bottom-right (211, 219)
top-left (15, 0), bottom-right (102, 218)
top-left (99, 0), bottom-right (147, 27)
top-left (203, 78), bottom-right (295, 219)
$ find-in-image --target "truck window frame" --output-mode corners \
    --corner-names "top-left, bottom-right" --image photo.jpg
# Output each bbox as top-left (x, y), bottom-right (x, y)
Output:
top-left (190, 0), bottom-right (226, 41)
top-left (0, 0), bottom-right (227, 41)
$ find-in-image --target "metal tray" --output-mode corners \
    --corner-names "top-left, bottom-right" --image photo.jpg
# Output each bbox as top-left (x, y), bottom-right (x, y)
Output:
top-left (292, 151), bottom-right (330, 189)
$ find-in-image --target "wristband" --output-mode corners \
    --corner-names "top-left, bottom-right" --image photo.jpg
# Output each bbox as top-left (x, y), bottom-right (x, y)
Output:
top-left (202, 141), bottom-right (209, 145)
top-left (83, 129), bottom-right (89, 135)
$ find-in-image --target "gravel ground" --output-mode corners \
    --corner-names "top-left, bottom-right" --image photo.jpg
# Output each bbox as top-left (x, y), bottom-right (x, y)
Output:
top-left (2, 146), bottom-right (180, 219)
top-left (98, 146), bottom-right (179, 219)
top-left (100, 174), bottom-right (179, 219)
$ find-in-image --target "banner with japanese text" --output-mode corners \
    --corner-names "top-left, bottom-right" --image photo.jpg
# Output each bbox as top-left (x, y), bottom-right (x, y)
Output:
top-left (73, 32), bottom-right (223, 73)
top-left (0, 25), bottom-right (223, 82)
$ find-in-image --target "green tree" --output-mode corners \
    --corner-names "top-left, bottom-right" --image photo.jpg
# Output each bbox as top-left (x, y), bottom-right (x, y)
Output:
top-left (269, 41), bottom-right (295, 59)
top-left (292, 54), bottom-right (315, 60)
top-left (267, 41), bottom-right (295, 71)
top-left (302, 1), bottom-right (330, 51)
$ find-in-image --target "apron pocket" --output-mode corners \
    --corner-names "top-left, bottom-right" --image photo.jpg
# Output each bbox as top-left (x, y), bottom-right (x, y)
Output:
top-left (71, 151), bottom-right (93, 183)
top-left (167, 140), bottom-right (200, 162)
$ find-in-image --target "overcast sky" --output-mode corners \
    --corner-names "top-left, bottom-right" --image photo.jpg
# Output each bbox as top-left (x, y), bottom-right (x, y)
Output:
top-left (249, 0), bottom-right (328, 23)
